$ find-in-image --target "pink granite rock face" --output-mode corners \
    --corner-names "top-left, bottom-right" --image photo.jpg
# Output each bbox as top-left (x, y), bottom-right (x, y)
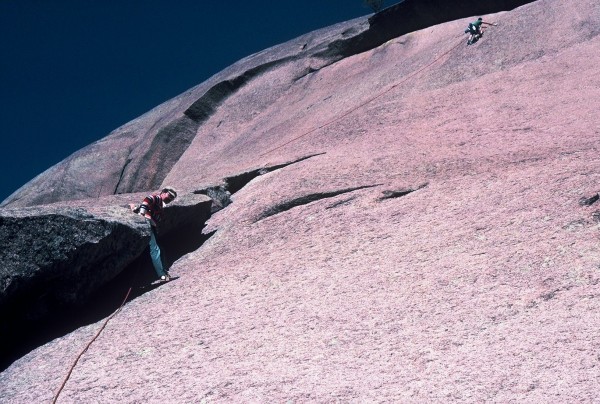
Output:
top-left (2, 0), bottom-right (600, 402)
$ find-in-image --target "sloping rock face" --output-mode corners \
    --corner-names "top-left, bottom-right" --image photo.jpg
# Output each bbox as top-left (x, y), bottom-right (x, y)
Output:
top-left (0, 0), bottom-right (534, 209)
top-left (2, 0), bottom-right (600, 402)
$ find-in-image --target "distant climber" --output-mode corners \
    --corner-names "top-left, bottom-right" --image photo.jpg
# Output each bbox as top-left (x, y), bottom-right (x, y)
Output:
top-left (130, 187), bottom-right (178, 282)
top-left (465, 17), bottom-right (497, 45)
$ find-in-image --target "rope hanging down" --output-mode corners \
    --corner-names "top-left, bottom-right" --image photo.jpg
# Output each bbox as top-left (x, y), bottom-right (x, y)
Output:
top-left (52, 284), bottom-right (134, 403)
top-left (260, 36), bottom-right (465, 158)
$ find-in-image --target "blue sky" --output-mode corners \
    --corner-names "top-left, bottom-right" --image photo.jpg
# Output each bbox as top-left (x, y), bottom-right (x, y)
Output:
top-left (0, 1), bottom-right (374, 202)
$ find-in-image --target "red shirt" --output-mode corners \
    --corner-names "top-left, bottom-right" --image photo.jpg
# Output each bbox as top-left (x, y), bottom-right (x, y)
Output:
top-left (139, 194), bottom-right (165, 223)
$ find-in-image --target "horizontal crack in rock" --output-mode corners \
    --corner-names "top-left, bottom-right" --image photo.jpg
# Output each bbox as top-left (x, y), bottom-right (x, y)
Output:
top-left (326, 196), bottom-right (357, 210)
top-left (195, 153), bottom-right (325, 213)
top-left (256, 184), bottom-right (379, 222)
top-left (378, 182), bottom-right (428, 201)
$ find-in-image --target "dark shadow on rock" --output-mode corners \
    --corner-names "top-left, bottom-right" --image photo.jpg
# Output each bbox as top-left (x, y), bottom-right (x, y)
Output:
top-left (0, 224), bottom-right (215, 372)
top-left (195, 153), bottom-right (325, 213)
top-left (256, 184), bottom-right (380, 222)
top-left (579, 193), bottom-right (599, 206)
top-left (226, 153), bottom-right (326, 195)
top-left (315, 0), bottom-right (535, 60)
top-left (326, 196), bottom-right (357, 210)
top-left (378, 183), bottom-right (428, 201)
top-left (161, 225), bottom-right (216, 270)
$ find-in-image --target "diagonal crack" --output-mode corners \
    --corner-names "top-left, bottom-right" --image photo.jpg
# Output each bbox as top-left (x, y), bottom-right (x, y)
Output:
top-left (195, 153), bottom-right (325, 212)
top-left (113, 156), bottom-right (133, 195)
top-left (378, 183), bottom-right (428, 201)
top-left (255, 184), bottom-right (380, 222)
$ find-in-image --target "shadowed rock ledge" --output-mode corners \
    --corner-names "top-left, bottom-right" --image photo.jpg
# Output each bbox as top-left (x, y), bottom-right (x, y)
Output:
top-left (0, 193), bottom-right (212, 362)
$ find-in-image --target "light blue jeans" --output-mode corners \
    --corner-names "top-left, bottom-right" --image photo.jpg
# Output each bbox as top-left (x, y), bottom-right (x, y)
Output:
top-left (149, 227), bottom-right (168, 278)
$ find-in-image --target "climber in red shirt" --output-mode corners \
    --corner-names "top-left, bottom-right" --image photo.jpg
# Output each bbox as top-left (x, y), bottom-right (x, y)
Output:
top-left (131, 187), bottom-right (178, 281)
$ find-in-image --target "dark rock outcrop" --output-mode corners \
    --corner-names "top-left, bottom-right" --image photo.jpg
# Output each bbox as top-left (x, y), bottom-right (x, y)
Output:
top-left (0, 193), bottom-right (211, 346)
top-left (0, 207), bottom-right (148, 321)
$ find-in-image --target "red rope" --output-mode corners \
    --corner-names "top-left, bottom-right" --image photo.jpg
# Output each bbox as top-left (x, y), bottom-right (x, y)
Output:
top-left (52, 286), bottom-right (133, 403)
top-left (260, 36), bottom-right (464, 158)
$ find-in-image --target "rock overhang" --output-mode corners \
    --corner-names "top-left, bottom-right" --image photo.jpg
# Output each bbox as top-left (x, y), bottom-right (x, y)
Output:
top-left (0, 192), bottom-right (212, 334)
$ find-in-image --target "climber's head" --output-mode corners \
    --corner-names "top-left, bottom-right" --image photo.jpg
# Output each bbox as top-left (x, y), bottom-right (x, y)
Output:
top-left (161, 187), bottom-right (177, 203)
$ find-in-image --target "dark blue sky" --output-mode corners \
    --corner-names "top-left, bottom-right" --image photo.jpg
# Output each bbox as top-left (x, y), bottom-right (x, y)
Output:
top-left (0, 1), bottom-right (373, 203)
